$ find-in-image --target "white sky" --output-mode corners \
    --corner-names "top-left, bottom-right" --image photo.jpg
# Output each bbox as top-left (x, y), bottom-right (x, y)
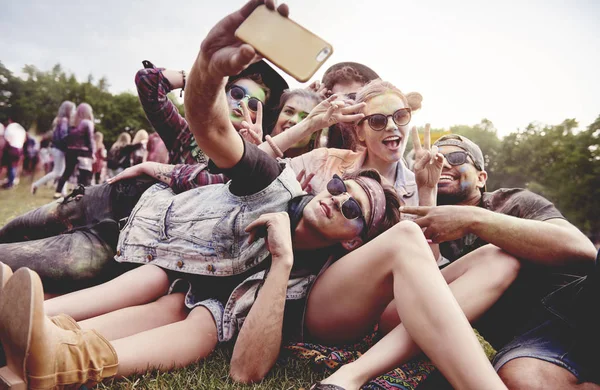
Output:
top-left (1, 0), bottom-right (599, 136)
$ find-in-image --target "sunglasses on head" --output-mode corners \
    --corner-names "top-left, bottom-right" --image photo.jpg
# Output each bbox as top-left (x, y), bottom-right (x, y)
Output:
top-left (357, 108), bottom-right (411, 131)
top-left (326, 174), bottom-right (368, 235)
top-left (227, 85), bottom-right (263, 112)
top-left (442, 151), bottom-right (482, 171)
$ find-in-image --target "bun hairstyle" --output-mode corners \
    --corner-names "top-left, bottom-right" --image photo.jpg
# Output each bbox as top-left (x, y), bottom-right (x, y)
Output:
top-left (405, 91), bottom-right (423, 112)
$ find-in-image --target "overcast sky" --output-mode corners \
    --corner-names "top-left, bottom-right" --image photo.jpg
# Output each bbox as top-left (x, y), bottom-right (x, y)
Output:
top-left (1, 0), bottom-right (599, 136)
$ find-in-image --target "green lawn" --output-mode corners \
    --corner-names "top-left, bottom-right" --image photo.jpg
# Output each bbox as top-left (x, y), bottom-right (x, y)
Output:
top-left (0, 173), bottom-right (321, 389)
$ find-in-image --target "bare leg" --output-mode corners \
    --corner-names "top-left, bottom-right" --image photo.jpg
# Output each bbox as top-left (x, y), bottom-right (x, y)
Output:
top-left (79, 293), bottom-right (189, 341)
top-left (112, 306), bottom-right (219, 377)
top-left (499, 358), bottom-right (600, 390)
top-left (306, 221), bottom-right (507, 390)
top-left (45, 264), bottom-right (170, 320)
top-left (379, 244), bottom-right (521, 334)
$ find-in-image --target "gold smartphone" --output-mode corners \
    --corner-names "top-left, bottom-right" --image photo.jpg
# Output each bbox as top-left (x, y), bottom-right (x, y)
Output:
top-left (235, 5), bottom-right (333, 83)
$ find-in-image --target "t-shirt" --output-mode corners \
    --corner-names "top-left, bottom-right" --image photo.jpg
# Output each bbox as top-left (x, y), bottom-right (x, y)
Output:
top-left (440, 188), bottom-right (583, 349)
top-left (209, 137), bottom-right (284, 196)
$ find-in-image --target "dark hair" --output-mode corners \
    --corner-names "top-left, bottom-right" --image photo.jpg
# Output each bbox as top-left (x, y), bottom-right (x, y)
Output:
top-left (226, 73), bottom-right (271, 103)
top-left (325, 123), bottom-right (358, 151)
top-left (343, 169), bottom-right (402, 242)
top-left (322, 65), bottom-right (368, 91)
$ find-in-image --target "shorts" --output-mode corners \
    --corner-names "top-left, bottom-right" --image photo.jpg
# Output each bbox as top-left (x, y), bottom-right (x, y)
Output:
top-left (493, 317), bottom-right (600, 383)
top-left (165, 268), bottom-right (307, 343)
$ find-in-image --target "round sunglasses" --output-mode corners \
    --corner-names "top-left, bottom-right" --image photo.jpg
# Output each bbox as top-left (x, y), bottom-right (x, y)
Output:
top-left (326, 174), bottom-right (368, 236)
top-left (442, 151), bottom-right (482, 171)
top-left (357, 108), bottom-right (412, 131)
top-left (227, 85), bottom-right (263, 112)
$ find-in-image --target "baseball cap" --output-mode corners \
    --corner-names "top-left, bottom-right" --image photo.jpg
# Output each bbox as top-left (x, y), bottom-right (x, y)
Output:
top-left (434, 134), bottom-right (485, 171)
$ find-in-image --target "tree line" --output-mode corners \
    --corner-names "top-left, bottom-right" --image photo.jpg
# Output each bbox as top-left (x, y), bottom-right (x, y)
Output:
top-left (0, 61), bottom-right (183, 145)
top-left (1, 62), bottom-right (598, 242)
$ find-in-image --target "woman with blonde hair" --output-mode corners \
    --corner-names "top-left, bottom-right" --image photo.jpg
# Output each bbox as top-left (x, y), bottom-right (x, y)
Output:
top-left (129, 129), bottom-right (149, 166)
top-left (92, 131), bottom-right (107, 184)
top-left (54, 103), bottom-right (96, 197)
top-left (106, 132), bottom-right (132, 178)
top-left (31, 101), bottom-right (75, 195)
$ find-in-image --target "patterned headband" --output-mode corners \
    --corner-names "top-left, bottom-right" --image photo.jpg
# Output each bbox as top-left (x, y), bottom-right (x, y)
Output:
top-left (353, 176), bottom-right (386, 240)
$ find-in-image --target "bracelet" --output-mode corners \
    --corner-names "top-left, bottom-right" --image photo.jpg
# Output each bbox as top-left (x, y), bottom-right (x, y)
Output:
top-left (265, 135), bottom-right (284, 158)
top-left (180, 70), bottom-right (186, 97)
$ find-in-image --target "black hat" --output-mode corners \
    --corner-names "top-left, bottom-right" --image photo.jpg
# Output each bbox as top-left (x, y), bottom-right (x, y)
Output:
top-left (228, 60), bottom-right (288, 132)
top-left (321, 61), bottom-right (380, 86)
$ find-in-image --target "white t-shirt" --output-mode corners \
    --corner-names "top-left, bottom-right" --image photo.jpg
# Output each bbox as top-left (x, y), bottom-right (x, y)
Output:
top-left (4, 123), bottom-right (26, 148)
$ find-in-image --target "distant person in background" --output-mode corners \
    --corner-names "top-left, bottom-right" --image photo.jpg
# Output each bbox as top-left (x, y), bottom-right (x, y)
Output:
top-left (106, 132), bottom-right (132, 178)
top-left (22, 132), bottom-right (40, 179)
top-left (92, 131), bottom-right (107, 184)
top-left (0, 123), bottom-right (5, 171)
top-left (146, 132), bottom-right (169, 164)
top-left (55, 103), bottom-right (96, 197)
top-left (38, 138), bottom-right (53, 177)
top-left (31, 101), bottom-right (76, 195)
top-left (129, 129), bottom-right (149, 166)
top-left (1, 120), bottom-right (27, 189)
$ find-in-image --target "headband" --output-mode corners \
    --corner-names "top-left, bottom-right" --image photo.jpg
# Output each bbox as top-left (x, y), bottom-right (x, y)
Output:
top-left (353, 176), bottom-right (386, 240)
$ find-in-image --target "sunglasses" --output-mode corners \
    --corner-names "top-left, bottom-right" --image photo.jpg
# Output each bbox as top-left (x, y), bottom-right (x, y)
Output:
top-left (442, 151), bottom-right (482, 171)
top-left (326, 174), bottom-right (368, 236)
top-left (357, 108), bottom-right (411, 131)
top-left (227, 85), bottom-right (263, 112)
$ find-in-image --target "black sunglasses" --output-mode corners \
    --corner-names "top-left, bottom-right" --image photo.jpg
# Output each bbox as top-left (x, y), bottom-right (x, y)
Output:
top-left (326, 174), bottom-right (368, 236)
top-left (357, 108), bottom-right (411, 131)
top-left (442, 151), bottom-right (482, 171)
top-left (227, 85), bottom-right (263, 112)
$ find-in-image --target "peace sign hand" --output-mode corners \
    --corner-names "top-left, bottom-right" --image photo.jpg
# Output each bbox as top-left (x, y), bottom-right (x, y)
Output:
top-left (411, 123), bottom-right (444, 191)
top-left (305, 94), bottom-right (366, 131)
top-left (239, 99), bottom-right (264, 145)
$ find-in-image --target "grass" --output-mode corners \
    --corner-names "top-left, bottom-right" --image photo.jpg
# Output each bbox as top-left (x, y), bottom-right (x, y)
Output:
top-left (0, 172), bottom-right (323, 389)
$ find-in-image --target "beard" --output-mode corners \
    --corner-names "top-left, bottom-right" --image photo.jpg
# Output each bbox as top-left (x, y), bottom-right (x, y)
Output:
top-left (436, 186), bottom-right (471, 206)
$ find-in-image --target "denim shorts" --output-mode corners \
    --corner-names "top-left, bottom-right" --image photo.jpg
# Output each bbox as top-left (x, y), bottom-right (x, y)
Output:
top-left (493, 316), bottom-right (600, 383)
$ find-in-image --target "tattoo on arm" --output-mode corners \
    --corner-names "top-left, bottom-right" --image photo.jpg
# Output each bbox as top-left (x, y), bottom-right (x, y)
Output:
top-left (152, 163), bottom-right (175, 184)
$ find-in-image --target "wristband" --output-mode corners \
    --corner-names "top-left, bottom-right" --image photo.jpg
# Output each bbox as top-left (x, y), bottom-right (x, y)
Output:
top-left (180, 70), bottom-right (186, 97)
top-left (265, 135), bottom-right (284, 158)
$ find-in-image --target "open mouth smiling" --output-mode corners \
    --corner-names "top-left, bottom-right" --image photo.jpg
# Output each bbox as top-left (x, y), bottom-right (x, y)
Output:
top-left (382, 135), bottom-right (401, 150)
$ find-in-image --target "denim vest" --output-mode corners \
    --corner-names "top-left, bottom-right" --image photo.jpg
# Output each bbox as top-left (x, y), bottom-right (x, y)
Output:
top-left (115, 164), bottom-right (304, 275)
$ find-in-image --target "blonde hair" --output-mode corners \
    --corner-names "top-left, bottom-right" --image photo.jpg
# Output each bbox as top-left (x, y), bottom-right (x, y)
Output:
top-left (111, 132), bottom-right (131, 151)
top-left (132, 129), bottom-right (149, 144)
top-left (355, 80), bottom-right (422, 112)
top-left (55, 101), bottom-right (76, 127)
top-left (74, 103), bottom-right (94, 127)
top-left (94, 131), bottom-right (104, 146)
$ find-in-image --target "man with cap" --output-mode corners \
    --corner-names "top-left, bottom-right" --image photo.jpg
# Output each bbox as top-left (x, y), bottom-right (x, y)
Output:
top-left (401, 134), bottom-right (598, 389)
top-left (136, 59), bottom-right (288, 166)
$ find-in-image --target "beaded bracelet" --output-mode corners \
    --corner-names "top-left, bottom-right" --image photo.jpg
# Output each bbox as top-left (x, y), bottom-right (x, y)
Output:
top-left (180, 70), bottom-right (186, 97)
top-left (265, 135), bottom-right (284, 158)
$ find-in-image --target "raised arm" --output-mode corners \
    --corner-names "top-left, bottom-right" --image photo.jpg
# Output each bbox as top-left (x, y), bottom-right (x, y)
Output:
top-left (258, 95), bottom-right (365, 158)
top-left (229, 212), bottom-right (294, 383)
top-left (185, 0), bottom-right (289, 169)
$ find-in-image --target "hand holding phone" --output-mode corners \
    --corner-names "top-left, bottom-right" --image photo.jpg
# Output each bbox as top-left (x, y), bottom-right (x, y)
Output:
top-left (235, 5), bottom-right (333, 82)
